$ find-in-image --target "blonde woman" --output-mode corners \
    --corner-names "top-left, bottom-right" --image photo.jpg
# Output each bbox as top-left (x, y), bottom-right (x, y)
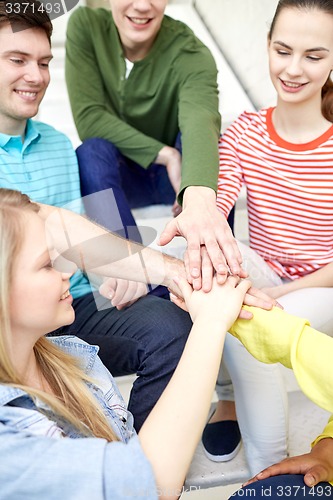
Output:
top-left (3, 187), bottom-right (331, 499)
top-left (0, 188), bottom-right (251, 499)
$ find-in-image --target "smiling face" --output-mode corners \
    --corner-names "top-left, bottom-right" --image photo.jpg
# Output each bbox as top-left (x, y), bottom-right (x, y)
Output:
top-left (109, 0), bottom-right (168, 60)
top-left (0, 23), bottom-right (52, 136)
top-left (268, 7), bottom-right (333, 107)
top-left (9, 212), bottom-right (75, 343)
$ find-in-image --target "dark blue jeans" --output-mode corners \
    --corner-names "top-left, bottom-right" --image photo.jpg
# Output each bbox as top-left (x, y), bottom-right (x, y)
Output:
top-left (55, 292), bottom-right (192, 431)
top-left (230, 475), bottom-right (333, 499)
top-left (77, 137), bottom-right (177, 243)
top-left (76, 137), bottom-right (235, 242)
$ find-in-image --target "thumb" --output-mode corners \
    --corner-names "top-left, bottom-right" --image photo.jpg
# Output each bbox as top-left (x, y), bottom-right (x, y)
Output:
top-left (99, 280), bottom-right (115, 299)
top-left (173, 276), bottom-right (193, 305)
top-left (304, 466), bottom-right (327, 487)
top-left (158, 219), bottom-right (178, 246)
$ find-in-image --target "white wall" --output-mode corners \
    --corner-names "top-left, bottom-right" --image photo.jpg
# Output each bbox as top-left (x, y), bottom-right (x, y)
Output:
top-left (194, 0), bottom-right (278, 109)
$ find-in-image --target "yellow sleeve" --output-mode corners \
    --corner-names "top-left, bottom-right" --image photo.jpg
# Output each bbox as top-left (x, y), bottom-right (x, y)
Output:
top-left (312, 415), bottom-right (333, 447)
top-left (230, 306), bottom-right (333, 413)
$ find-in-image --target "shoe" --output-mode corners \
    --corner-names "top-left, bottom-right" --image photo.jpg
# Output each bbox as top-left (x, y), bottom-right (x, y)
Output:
top-left (202, 420), bottom-right (241, 462)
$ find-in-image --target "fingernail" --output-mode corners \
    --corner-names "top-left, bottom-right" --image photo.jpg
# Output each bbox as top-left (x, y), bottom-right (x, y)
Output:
top-left (307, 475), bottom-right (315, 486)
top-left (191, 268), bottom-right (199, 277)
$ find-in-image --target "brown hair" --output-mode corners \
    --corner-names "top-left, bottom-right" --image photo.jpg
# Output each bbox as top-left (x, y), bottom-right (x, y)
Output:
top-left (268, 0), bottom-right (333, 122)
top-left (0, 0), bottom-right (52, 43)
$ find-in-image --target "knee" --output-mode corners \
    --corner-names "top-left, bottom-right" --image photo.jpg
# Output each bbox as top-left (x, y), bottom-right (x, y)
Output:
top-left (76, 138), bottom-right (123, 188)
top-left (77, 137), bottom-right (116, 155)
top-left (76, 138), bottom-right (121, 169)
top-left (151, 299), bottom-right (192, 349)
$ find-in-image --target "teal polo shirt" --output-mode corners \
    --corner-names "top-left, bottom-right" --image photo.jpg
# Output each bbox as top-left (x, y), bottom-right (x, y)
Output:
top-left (0, 119), bottom-right (92, 299)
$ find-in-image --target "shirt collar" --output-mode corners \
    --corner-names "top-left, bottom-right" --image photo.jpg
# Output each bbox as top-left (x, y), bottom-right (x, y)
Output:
top-left (0, 119), bottom-right (41, 151)
top-left (0, 336), bottom-right (99, 406)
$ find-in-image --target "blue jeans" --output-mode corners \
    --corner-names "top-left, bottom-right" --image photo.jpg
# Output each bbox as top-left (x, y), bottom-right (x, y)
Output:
top-left (77, 137), bottom-right (177, 242)
top-left (76, 137), bottom-right (235, 241)
top-left (230, 475), bottom-right (333, 499)
top-left (61, 292), bottom-right (192, 431)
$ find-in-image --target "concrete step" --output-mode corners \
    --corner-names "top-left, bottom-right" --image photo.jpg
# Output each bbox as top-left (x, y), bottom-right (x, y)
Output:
top-left (185, 392), bottom-right (330, 489)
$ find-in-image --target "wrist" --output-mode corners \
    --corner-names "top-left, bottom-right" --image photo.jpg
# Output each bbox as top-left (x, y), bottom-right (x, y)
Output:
top-left (161, 255), bottom-right (186, 289)
top-left (311, 437), bottom-right (333, 459)
top-left (183, 186), bottom-right (216, 209)
top-left (193, 314), bottom-right (229, 336)
top-left (156, 146), bottom-right (180, 167)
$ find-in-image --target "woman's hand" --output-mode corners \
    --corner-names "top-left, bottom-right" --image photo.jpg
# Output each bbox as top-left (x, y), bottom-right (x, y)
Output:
top-left (171, 278), bottom-right (279, 322)
top-left (243, 438), bottom-right (333, 488)
top-left (239, 286), bottom-right (282, 319)
top-left (170, 275), bottom-right (252, 330)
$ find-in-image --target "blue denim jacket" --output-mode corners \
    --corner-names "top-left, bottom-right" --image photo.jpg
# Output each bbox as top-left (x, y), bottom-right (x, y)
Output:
top-left (0, 336), bottom-right (157, 500)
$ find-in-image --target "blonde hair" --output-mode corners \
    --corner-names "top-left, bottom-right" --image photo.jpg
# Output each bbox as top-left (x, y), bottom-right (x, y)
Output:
top-left (0, 189), bottom-right (118, 441)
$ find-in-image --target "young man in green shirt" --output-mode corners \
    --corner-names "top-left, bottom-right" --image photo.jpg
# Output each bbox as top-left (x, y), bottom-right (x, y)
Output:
top-left (65, 0), bottom-right (244, 295)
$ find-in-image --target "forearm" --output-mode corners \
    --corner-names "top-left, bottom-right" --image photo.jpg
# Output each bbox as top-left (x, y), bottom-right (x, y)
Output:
top-left (177, 65), bottom-right (220, 203)
top-left (155, 146), bottom-right (180, 166)
top-left (277, 263), bottom-right (333, 296)
top-left (183, 185), bottom-right (217, 211)
top-left (73, 104), bottom-right (163, 169)
top-left (139, 316), bottom-right (227, 499)
top-left (39, 203), bottom-right (185, 293)
top-left (217, 129), bottom-right (246, 218)
top-left (67, 86), bottom-right (163, 168)
top-left (230, 306), bottom-right (333, 413)
top-left (178, 154), bottom-right (218, 205)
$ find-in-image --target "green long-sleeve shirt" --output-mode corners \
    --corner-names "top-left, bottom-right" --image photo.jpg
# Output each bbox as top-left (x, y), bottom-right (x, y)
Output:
top-left (65, 7), bottom-right (221, 202)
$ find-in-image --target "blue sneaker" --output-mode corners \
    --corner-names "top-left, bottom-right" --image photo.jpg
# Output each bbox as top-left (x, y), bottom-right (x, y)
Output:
top-left (202, 420), bottom-right (241, 462)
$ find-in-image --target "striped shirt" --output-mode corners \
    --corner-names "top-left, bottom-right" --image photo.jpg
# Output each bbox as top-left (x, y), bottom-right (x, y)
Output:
top-left (217, 107), bottom-right (333, 279)
top-left (0, 119), bottom-right (91, 298)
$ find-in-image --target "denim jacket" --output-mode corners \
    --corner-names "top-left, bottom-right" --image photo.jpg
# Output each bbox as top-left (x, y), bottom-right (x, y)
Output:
top-left (0, 336), bottom-right (157, 500)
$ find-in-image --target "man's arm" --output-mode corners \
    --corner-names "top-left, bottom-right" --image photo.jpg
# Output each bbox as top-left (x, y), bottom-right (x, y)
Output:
top-left (243, 437), bottom-right (333, 488)
top-left (39, 203), bottom-right (186, 296)
top-left (158, 46), bottom-right (246, 287)
top-left (159, 186), bottom-right (246, 290)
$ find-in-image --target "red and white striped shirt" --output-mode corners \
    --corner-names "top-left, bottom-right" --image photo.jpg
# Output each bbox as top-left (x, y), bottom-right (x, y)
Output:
top-left (217, 107), bottom-right (333, 279)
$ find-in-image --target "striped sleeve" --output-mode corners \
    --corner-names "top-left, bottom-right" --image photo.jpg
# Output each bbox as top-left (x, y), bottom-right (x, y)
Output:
top-left (217, 108), bottom-right (333, 278)
top-left (216, 113), bottom-right (253, 217)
